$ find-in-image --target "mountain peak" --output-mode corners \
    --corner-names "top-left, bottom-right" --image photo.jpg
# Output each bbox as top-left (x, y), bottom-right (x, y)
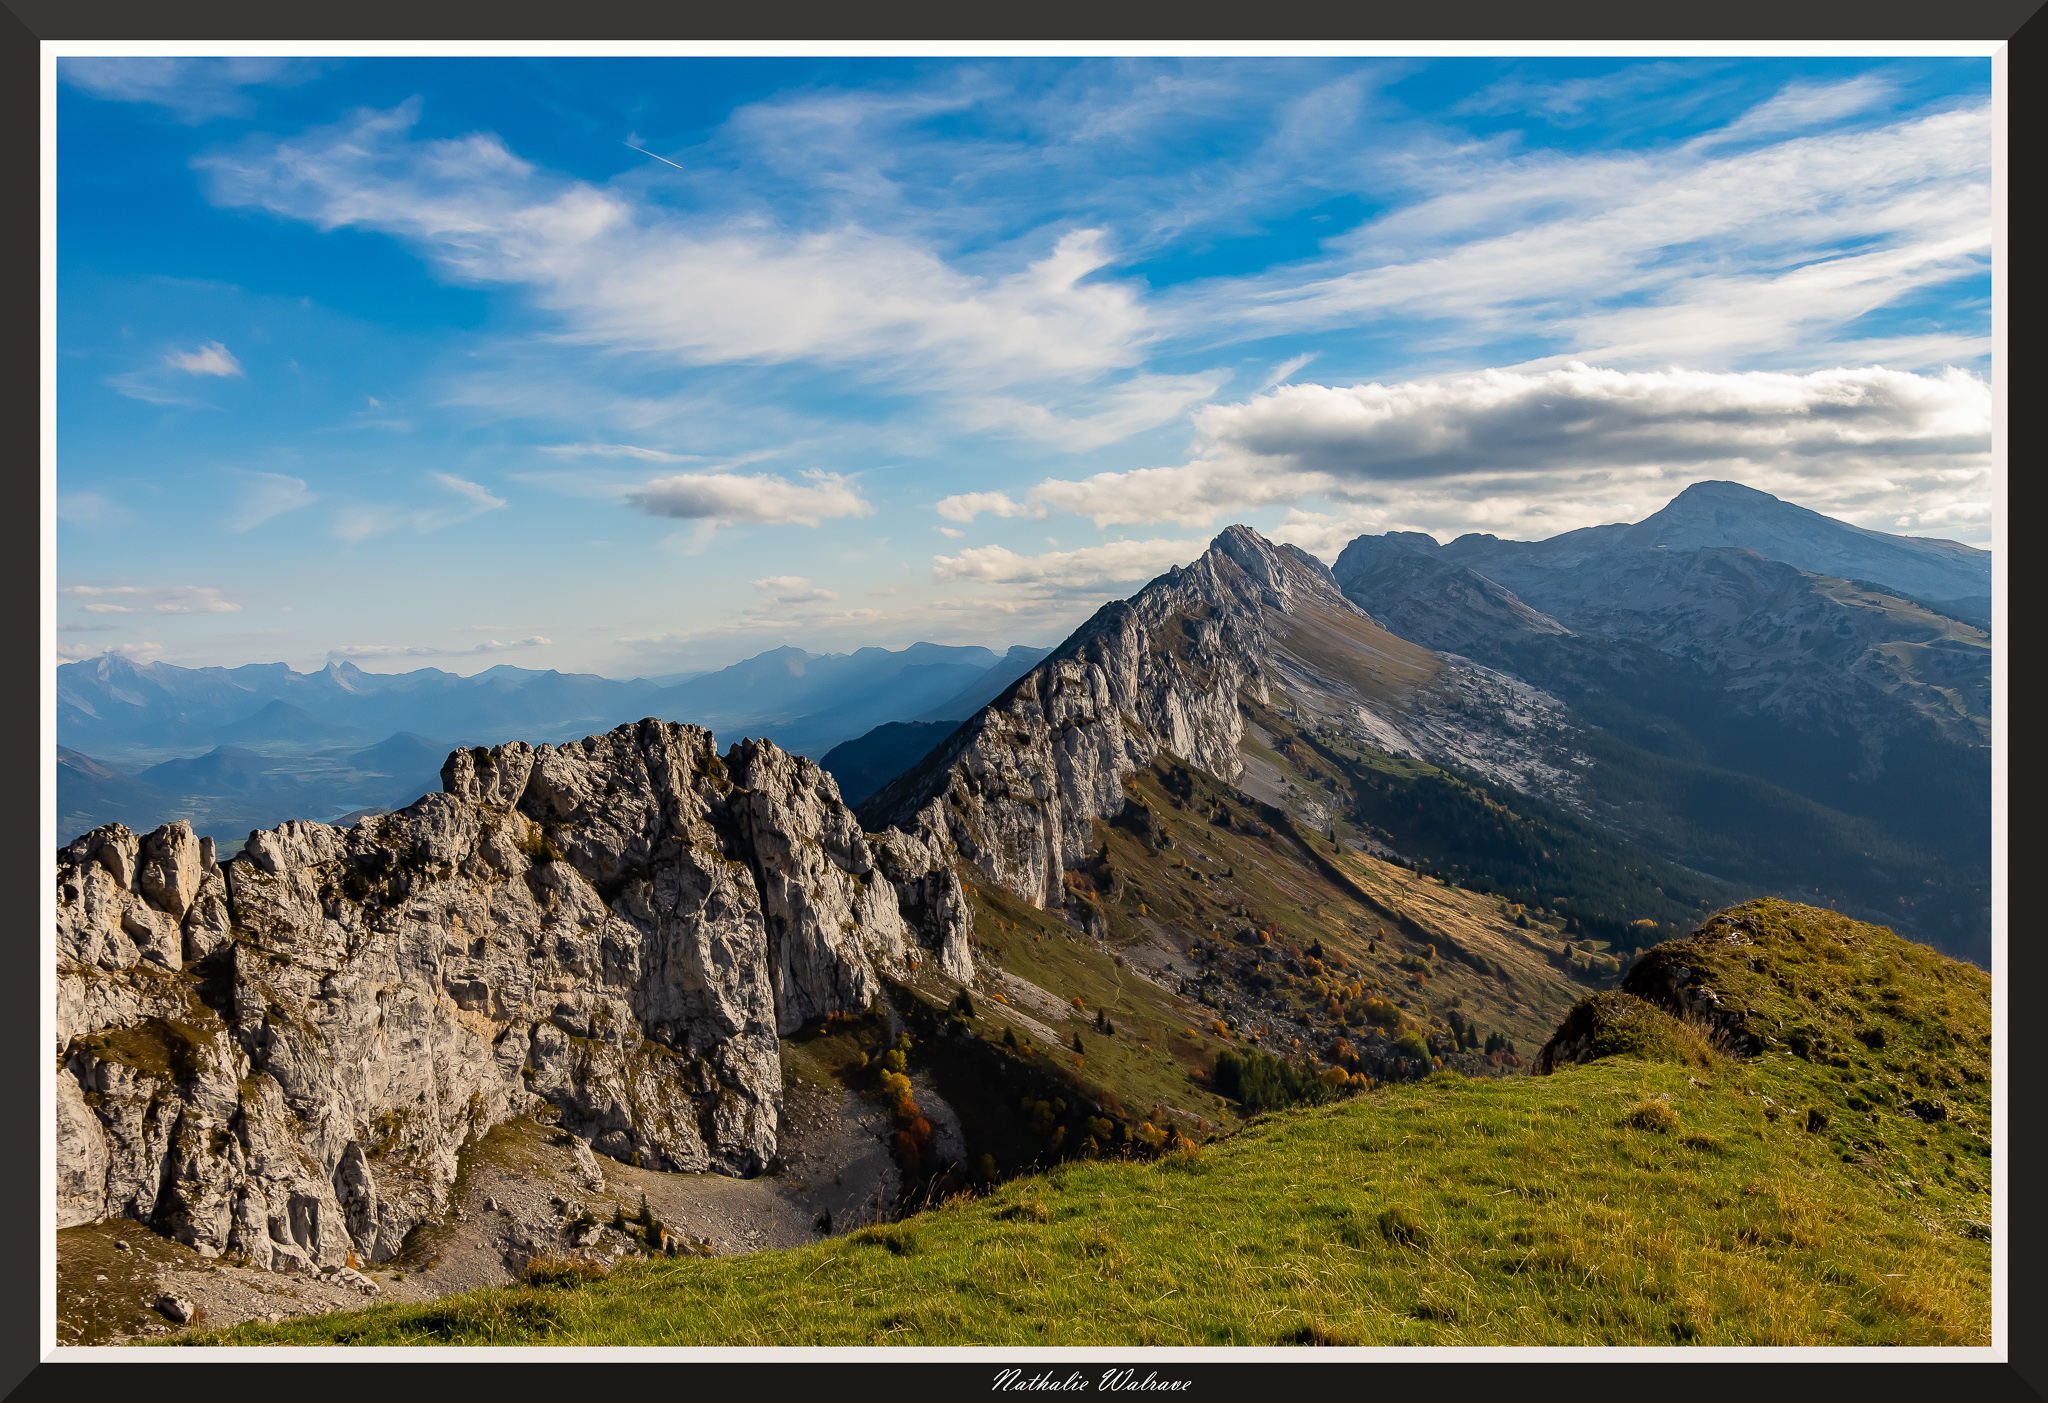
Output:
top-left (1621, 480), bottom-right (1989, 600)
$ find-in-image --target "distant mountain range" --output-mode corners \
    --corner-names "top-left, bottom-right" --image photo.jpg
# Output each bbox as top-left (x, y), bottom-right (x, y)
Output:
top-left (55, 641), bottom-right (1049, 847)
top-left (53, 479), bottom-right (1990, 960)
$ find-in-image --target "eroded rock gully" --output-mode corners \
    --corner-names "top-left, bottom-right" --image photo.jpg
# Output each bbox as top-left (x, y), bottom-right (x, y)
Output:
top-left (54, 720), bottom-right (971, 1273)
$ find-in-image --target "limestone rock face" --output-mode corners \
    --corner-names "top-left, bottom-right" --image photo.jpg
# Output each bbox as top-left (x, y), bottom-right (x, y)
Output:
top-left (858, 527), bottom-right (1297, 907)
top-left (54, 722), bottom-right (968, 1270)
top-left (859, 524), bottom-right (1530, 907)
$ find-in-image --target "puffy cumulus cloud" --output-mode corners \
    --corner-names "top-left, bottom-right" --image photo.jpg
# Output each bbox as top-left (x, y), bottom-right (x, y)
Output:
top-left (198, 103), bottom-right (1150, 395)
top-left (751, 575), bottom-right (840, 604)
top-left (1207, 365), bottom-right (1991, 479)
top-left (627, 470), bottom-right (871, 527)
top-left (1033, 459), bottom-right (1328, 530)
top-left (932, 537), bottom-right (1204, 592)
top-left (935, 491), bottom-right (1046, 524)
top-left (61, 584), bottom-right (242, 615)
top-left (165, 341), bottom-right (244, 377)
top-left (1025, 364), bottom-right (1992, 545)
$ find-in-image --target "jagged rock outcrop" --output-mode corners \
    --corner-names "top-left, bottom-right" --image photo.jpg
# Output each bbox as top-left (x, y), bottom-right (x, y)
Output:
top-left (860, 524), bottom-right (1577, 912)
top-left (54, 720), bottom-right (969, 1270)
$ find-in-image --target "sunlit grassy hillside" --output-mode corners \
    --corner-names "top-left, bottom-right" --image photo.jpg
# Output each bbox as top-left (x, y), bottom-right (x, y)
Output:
top-left (184, 900), bottom-right (1989, 1348)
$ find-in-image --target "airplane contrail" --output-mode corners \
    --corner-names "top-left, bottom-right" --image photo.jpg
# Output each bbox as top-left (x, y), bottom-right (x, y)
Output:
top-left (625, 142), bottom-right (688, 172)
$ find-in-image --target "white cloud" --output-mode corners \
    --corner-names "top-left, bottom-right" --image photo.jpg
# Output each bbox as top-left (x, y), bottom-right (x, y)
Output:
top-left (333, 473), bottom-right (508, 541)
top-left (1454, 62), bottom-right (1702, 124)
top-left (198, 103), bottom-right (1151, 394)
top-left (56, 491), bottom-right (130, 527)
top-left (57, 640), bottom-right (165, 663)
top-left (327, 635), bottom-right (551, 661)
top-left (106, 373), bottom-right (210, 407)
top-left (1024, 364), bottom-right (1992, 544)
top-left (626, 469), bottom-right (870, 527)
top-left (933, 537), bottom-right (1204, 591)
top-left (166, 341), bottom-right (244, 377)
top-left (226, 472), bottom-right (315, 532)
top-left (1033, 458), bottom-right (1326, 529)
top-left (60, 57), bottom-right (321, 122)
top-left (960, 370), bottom-right (1230, 451)
top-left (1259, 352), bottom-right (1318, 391)
top-left (1183, 100), bottom-right (1990, 373)
top-left (1696, 75), bottom-right (1897, 148)
top-left (541, 442), bottom-right (701, 462)
top-left (751, 575), bottom-right (840, 604)
top-left (61, 584), bottom-right (242, 615)
top-left (935, 491), bottom-right (1046, 524)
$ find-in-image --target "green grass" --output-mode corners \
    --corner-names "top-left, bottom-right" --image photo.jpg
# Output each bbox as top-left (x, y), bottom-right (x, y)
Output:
top-left (171, 872), bottom-right (1987, 1347)
top-left (184, 891), bottom-right (1995, 1353)
top-left (179, 1054), bottom-right (1987, 1347)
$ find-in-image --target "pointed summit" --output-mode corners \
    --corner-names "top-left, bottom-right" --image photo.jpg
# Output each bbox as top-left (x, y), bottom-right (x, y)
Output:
top-left (1619, 480), bottom-right (1988, 600)
top-left (859, 524), bottom-right (1562, 911)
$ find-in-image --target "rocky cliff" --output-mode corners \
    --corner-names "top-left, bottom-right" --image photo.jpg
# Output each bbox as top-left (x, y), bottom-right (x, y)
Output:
top-left (859, 524), bottom-right (1581, 912)
top-left (55, 720), bottom-right (970, 1270)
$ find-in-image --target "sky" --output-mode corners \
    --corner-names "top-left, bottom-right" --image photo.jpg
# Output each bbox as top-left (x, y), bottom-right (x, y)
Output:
top-left (53, 54), bottom-right (1995, 679)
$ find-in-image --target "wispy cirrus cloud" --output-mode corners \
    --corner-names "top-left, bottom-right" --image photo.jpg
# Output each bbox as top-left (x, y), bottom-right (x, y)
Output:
top-left (1171, 93), bottom-right (1990, 372)
top-left (56, 491), bottom-right (131, 527)
top-left (1453, 62), bottom-right (1707, 125)
top-left (61, 57), bottom-right (325, 122)
top-left (333, 473), bottom-right (508, 541)
top-left (57, 639), bottom-right (166, 662)
top-left (1694, 73), bottom-right (1898, 148)
top-left (226, 471), bottom-right (315, 532)
top-left (198, 101), bottom-right (1153, 393)
top-left (541, 442), bottom-right (702, 463)
top-left (327, 635), bottom-right (552, 661)
top-left (61, 583), bottom-right (243, 614)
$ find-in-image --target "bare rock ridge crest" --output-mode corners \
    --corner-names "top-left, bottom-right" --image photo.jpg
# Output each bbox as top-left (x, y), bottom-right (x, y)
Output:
top-left (56, 719), bottom-right (970, 1269)
top-left (857, 523), bottom-right (1578, 909)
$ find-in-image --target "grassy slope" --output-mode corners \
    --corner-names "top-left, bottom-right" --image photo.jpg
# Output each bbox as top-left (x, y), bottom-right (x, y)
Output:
top-left (928, 750), bottom-right (1594, 1161)
top-left (183, 899), bottom-right (1988, 1347)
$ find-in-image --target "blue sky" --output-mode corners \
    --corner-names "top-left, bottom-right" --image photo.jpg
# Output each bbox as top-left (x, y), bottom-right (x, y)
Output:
top-left (54, 55), bottom-right (1994, 678)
